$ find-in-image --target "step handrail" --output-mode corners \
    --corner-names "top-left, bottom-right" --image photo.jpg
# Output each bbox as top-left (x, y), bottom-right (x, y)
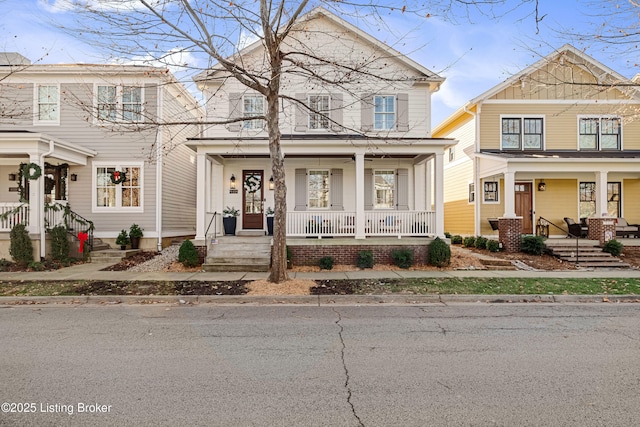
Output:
top-left (205, 211), bottom-right (218, 240)
top-left (539, 216), bottom-right (580, 265)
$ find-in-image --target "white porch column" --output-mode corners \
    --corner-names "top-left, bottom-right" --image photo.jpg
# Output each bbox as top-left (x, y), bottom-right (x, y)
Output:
top-left (211, 161), bottom-right (224, 227)
top-left (503, 171), bottom-right (517, 218)
top-left (27, 154), bottom-right (41, 236)
top-left (354, 152), bottom-right (366, 239)
top-left (425, 159), bottom-right (433, 210)
top-left (194, 152), bottom-right (207, 244)
top-left (433, 152), bottom-right (445, 237)
top-left (414, 162), bottom-right (426, 211)
top-left (595, 171), bottom-right (608, 217)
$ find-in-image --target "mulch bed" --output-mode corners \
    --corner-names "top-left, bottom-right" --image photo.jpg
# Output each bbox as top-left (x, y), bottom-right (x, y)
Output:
top-left (101, 252), bottom-right (160, 271)
top-left (71, 280), bottom-right (247, 296)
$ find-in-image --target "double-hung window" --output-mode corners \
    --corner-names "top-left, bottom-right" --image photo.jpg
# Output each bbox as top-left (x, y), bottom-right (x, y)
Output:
top-left (483, 181), bottom-right (499, 203)
top-left (243, 95), bottom-right (264, 129)
top-left (374, 170), bottom-right (395, 208)
top-left (374, 95), bottom-right (395, 130)
top-left (97, 85), bottom-right (142, 122)
top-left (94, 164), bottom-right (142, 211)
top-left (309, 95), bottom-right (330, 130)
top-left (308, 170), bottom-right (330, 209)
top-left (501, 117), bottom-right (543, 150)
top-left (35, 84), bottom-right (59, 124)
top-left (579, 117), bottom-right (621, 150)
top-left (579, 181), bottom-right (621, 218)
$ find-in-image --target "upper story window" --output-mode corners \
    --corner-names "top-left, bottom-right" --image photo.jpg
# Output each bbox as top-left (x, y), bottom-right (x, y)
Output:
top-left (94, 163), bottom-right (143, 212)
top-left (579, 117), bottom-right (621, 150)
top-left (243, 95), bottom-right (264, 129)
top-left (97, 85), bottom-right (142, 122)
top-left (35, 84), bottom-right (59, 124)
top-left (501, 117), bottom-right (543, 150)
top-left (309, 95), bottom-right (330, 130)
top-left (374, 170), bottom-right (395, 208)
top-left (374, 95), bottom-right (395, 130)
top-left (308, 170), bottom-right (330, 209)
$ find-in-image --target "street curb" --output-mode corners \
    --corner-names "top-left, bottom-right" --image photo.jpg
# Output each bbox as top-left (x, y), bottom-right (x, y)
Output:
top-left (0, 294), bottom-right (638, 306)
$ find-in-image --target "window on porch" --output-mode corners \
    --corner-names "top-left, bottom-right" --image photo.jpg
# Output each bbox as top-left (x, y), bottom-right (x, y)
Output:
top-left (374, 170), bottom-right (395, 209)
top-left (579, 181), bottom-right (620, 218)
top-left (308, 170), bottom-right (330, 209)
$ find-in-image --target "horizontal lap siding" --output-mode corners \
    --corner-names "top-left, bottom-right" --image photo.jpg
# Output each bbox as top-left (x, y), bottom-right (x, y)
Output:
top-left (623, 180), bottom-right (640, 224)
top-left (534, 179), bottom-right (577, 234)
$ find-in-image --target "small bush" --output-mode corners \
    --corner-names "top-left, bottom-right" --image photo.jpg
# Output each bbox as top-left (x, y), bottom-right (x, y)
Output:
top-left (10, 223), bottom-right (33, 266)
top-left (444, 231), bottom-right (451, 238)
top-left (0, 258), bottom-right (13, 272)
top-left (356, 250), bottom-right (374, 269)
top-left (391, 248), bottom-right (414, 269)
top-left (463, 236), bottom-right (476, 248)
top-left (474, 236), bottom-right (488, 250)
top-left (521, 235), bottom-right (545, 255)
top-left (427, 237), bottom-right (451, 267)
top-left (486, 240), bottom-right (501, 252)
top-left (178, 240), bottom-right (200, 267)
top-left (319, 256), bottom-right (334, 270)
top-left (49, 225), bottom-right (70, 262)
top-left (602, 239), bottom-right (623, 257)
top-left (28, 261), bottom-right (45, 271)
top-left (450, 235), bottom-right (463, 245)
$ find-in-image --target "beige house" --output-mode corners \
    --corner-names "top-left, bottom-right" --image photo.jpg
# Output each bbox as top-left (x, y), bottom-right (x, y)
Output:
top-left (434, 44), bottom-right (640, 239)
top-left (189, 8), bottom-right (452, 249)
top-left (0, 53), bottom-right (202, 259)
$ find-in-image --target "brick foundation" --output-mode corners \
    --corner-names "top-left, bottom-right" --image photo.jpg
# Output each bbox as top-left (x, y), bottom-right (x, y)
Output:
top-left (587, 217), bottom-right (616, 246)
top-left (498, 217), bottom-right (523, 253)
top-left (287, 243), bottom-right (431, 267)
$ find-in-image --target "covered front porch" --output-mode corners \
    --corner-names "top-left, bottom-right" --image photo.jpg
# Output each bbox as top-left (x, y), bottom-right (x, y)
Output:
top-left (187, 135), bottom-right (452, 244)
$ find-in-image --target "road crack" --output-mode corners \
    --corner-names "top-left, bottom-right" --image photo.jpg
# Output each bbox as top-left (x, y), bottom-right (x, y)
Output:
top-left (332, 308), bottom-right (364, 427)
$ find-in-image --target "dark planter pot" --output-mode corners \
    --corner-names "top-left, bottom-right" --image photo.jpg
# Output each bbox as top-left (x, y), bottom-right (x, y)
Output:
top-left (120, 245), bottom-right (126, 250)
top-left (266, 216), bottom-right (274, 235)
top-left (130, 236), bottom-right (141, 249)
top-left (223, 217), bottom-right (237, 235)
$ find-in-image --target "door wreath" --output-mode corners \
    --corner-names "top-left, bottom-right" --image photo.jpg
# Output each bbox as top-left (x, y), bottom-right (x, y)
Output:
top-left (22, 163), bottom-right (42, 180)
top-left (244, 174), bottom-right (261, 193)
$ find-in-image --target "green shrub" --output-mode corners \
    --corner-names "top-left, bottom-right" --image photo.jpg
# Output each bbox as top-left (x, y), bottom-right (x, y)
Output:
top-left (463, 236), bottom-right (476, 248)
top-left (602, 239), bottom-right (623, 257)
top-left (49, 225), bottom-right (69, 262)
top-left (319, 256), bottom-right (334, 270)
top-left (0, 258), bottom-right (12, 272)
top-left (427, 237), bottom-right (451, 267)
top-left (450, 235), bottom-right (463, 245)
top-left (28, 261), bottom-right (45, 271)
top-left (391, 248), bottom-right (414, 269)
top-left (356, 250), bottom-right (374, 269)
top-left (474, 236), bottom-right (488, 250)
top-left (486, 240), bottom-right (501, 252)
top-left (444, 232), bottom-right (451, 238)
top-left (10, 223), bottom-right (33, 266)
top-left (115, 229), bottom-right (130, 247)
top-left (521, 235), bottom-right (546, 255)
top-left (178, 240), bottom-right (200, 267)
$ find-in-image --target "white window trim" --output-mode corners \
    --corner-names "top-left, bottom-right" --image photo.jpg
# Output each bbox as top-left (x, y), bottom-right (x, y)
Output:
top-left (482, 180), bottom-right (500, 204)
top-left (499, 114), bottom-right (545, 150)
top-left (468, 182), bottom-right (475, 204)
top-left (93, 84), bottom-right (145, 123)
top-left (242, 94), bottom-right (265, 130)
top-left (374, 95), bottom-right (396, 131)
top-left (373, 169), bottom-right (396, 209)
top-left (308, 94), bottom-right (331, 131)
top-left (33, 83), bottom-right (60, 126)
top-left (92, 161), bottom-right (144, 213)
top-left (307, 169), bottom-right (330, 210)
top-left (577, 115), bottom-right (622, 151)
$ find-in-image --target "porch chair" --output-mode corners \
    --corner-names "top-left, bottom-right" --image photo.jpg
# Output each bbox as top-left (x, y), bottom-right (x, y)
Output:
top-left (380, 215), bottom-right (400, 234)
top-left (564, 217), bottom-right (586, 238)
top-left (616, 218), bottom-right (639, 238)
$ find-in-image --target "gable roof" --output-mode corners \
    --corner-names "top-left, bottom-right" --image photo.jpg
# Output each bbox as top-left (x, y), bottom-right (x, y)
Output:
top-left (195, 6), bottom-right (444, 87)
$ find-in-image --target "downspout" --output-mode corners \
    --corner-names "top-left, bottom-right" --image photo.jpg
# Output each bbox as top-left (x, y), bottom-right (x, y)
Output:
top-left (40, 139), bottom-right (55, 260)
top-left (464, 102), bottom-right (481, 237)
top-left (155, 83), bottom-right (164, 252)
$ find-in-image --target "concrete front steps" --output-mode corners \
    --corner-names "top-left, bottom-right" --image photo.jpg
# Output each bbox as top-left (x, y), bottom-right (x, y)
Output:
top-left (545, 239), bottom-right (630, 268)
top-left (203, 236), bottom-right (271, 272)
top-left (480, 258), bottom-right (517, 270)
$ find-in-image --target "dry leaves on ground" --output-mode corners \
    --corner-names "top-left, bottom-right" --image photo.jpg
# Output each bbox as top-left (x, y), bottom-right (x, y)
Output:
top-left (246, 279), bottom-right (317, 295)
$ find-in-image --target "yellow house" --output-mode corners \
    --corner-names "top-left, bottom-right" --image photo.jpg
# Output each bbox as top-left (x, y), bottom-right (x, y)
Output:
top-left (434, 44), bottom-right (640, 239)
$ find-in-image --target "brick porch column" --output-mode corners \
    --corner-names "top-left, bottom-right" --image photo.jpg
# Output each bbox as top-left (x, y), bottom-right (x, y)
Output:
top-left (498, 217), bottom-right (522, 253)
top-left (587, 217), bottom-right (616, 246)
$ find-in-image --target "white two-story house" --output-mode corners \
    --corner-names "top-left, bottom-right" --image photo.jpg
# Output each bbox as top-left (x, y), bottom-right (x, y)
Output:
top-left (0, 52), bottom-right (202, 259)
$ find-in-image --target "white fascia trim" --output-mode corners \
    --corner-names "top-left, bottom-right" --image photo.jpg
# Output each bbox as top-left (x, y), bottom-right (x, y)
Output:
top-left (483, 99), bottom-right (640, 105)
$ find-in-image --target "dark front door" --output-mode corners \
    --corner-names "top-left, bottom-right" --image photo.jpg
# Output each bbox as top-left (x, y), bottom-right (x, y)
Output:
top-left (242, 170), bottom-right (264, 229)
top-left (515, 182), bottom-right (533, 234)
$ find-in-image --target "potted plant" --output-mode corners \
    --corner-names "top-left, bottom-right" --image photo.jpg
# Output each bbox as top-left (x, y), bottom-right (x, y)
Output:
top-left (223, 206), bottom-right (239, 235)
top-left (266, 207), bottom-right (274, 236)
top-left (129, 223), bottom-right (143, 249)
top-left (115, 229), bottom-right (130, 250)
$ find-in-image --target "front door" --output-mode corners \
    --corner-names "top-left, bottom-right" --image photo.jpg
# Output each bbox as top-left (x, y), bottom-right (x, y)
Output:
top-left (242, 170), bottom-right (264, 229)
top-left (515, 182), bottom-right (533, 234)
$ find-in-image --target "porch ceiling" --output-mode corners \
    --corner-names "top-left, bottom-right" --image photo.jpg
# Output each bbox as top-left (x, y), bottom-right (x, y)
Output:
top-left (0, 131), bottom-right (97, 165)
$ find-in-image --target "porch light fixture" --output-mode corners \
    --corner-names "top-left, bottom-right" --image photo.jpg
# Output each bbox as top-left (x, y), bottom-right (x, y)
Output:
top-left (8, 173), bottom-right (16, 181)
top-left (269, 176), bottom-right (274, 190)
top-left (70, 174), bottom-right (78, 182)
top-left (230, 174), bottom-right (236, 190)
top-left (538, 180), bottom-right (546, 192)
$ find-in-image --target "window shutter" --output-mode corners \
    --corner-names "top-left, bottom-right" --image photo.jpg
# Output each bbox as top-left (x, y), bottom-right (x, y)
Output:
top-left (396, 168), bottom-right (409, 210)
top-left (294, 93), bottom-right (307, 132)
top-left (330, 93), bottom-right (343, 132)
top-left (364, 168), bottom-right (373, 210)
top-left (361, 93), bottom-right (373, 132)
top-left (294, 168), bottom-right (307, 211)
top-left (330, 169), bottom-right (343, 211)
top-left (228, 93), bottom-right (242, 132)
top-left (396, 93), bottom-right (409, 132)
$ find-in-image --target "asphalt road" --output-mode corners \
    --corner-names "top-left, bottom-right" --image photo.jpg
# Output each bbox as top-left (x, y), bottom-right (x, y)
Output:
top-left (1, 303), bottom-right (639, 426)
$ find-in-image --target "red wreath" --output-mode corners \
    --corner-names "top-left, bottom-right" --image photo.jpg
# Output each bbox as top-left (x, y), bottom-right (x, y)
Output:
top-left (110, 170), bottom-right (127, 184)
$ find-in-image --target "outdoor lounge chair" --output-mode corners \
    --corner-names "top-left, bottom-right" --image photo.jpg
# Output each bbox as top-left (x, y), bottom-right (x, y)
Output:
top-left (564, 217), bottom-right (587, 238)
top-left (616, 218), bottom-right (639, 238)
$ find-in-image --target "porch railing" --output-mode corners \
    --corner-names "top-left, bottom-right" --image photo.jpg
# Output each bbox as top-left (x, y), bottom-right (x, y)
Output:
top-left (45, 202), bottom-right (95, 250)
top-left (286, 211), bottom-right (435, 237)
top-left (0, 203), bottom-right (29, 231)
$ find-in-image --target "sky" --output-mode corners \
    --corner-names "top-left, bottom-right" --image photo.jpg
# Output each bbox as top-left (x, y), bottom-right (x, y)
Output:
top-left (1, 0), bottom-right (635, 126)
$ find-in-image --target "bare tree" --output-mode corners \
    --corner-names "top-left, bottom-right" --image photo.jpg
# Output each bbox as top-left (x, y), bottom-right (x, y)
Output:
top-left (55, 0), bottom-right (536, 283)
